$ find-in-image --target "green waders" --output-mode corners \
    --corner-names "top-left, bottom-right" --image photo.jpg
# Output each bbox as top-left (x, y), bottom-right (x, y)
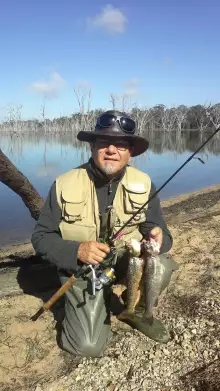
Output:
top-left (59, 253), bottom-right (179, 358)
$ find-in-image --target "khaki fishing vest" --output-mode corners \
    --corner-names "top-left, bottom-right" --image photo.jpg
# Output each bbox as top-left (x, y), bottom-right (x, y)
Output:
top-left (56, 165), bottom-right (151, 247)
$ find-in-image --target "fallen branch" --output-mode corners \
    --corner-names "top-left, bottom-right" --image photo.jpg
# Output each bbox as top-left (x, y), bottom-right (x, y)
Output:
top-left (0, 149), bottom-right (44, 220)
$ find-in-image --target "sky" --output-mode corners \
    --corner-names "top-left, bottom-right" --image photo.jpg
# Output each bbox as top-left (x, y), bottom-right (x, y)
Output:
top-left (1, 0), bottom-right (220, 120)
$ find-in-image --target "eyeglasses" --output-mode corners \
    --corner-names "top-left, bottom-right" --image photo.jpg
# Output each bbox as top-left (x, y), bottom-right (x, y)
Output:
top-left (97, 113), bottom-right (136, 134)
top-left (95, 139), bottom-right (131, 151)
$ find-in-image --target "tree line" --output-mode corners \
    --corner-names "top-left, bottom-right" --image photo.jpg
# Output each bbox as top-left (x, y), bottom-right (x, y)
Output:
top-left (1, 103), bottom-right (220, 135)
top-left (1, 102), bottom-right (220, 229)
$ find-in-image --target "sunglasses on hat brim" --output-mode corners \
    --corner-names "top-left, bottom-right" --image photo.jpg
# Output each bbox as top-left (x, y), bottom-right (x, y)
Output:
top-left (97, 113), bottom-right (136, 134)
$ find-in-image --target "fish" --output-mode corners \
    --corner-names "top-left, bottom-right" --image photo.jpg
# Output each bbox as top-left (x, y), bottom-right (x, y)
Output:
top-left (117, 238), bottom-right (170, 343)
top-left (123, 255), bottom-right (144, 314)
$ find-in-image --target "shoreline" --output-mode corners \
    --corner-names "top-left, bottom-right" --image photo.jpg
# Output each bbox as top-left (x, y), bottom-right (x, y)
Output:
top-left (0, 182), bottom-right (220, 258)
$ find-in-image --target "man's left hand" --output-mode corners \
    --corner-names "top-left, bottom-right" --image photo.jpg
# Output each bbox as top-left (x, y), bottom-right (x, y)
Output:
top-left (149, 226), bottom-right (163, 249)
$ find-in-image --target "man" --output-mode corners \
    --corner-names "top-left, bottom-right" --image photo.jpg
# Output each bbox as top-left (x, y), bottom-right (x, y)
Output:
top-left (31, 110), bottom-right (178, 358)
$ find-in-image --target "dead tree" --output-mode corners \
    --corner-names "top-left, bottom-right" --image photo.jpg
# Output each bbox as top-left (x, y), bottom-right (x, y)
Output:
top-left (174, 105), bottom-right (188, 132)
top-left (206, 103), bottom-right (220, 130)
top-left (161, 107), bottom-right (176, 132)
top-left (0, 149), bottom-right (44, 221)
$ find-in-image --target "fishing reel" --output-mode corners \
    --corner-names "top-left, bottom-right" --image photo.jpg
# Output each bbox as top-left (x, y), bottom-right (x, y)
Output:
top-left (94, 267), bottom-right (116, 290)
top-left (89, 245), bottom-right (118, 298)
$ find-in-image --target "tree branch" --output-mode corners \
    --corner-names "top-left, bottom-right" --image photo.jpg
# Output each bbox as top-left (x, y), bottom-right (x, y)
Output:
top-left (0, 149), bottom-right (44, 221)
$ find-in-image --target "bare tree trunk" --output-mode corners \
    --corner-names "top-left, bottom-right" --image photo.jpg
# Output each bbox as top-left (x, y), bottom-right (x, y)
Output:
top-left (0, 149), bottom-right (44, 221)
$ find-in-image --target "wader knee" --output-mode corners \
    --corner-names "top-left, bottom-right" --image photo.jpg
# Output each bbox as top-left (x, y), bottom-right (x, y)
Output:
top-left (60, 330), bottom-right (109, 358)
top-left (59, 274), bottom-right (112, 358)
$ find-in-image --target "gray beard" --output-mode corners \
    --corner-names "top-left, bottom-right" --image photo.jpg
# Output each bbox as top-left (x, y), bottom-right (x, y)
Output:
top-left (100, 163), bottom-right (115, 176)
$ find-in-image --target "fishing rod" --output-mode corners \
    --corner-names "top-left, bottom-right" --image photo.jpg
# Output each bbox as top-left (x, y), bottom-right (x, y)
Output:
top-left (31, 126), bottom-right (220, 321)
top-left (110, 125), bottom-right (220, 242)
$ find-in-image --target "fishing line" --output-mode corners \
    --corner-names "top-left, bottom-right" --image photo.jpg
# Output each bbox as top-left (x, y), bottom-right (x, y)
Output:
top-left (110, 126), bottom-right (220, 242)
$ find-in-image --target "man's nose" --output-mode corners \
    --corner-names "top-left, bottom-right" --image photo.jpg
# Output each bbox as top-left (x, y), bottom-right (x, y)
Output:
top-left (106, 144), bottom-right (117, 153)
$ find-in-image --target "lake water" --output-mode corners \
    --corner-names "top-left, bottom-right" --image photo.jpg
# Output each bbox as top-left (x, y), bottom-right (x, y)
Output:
top-left (0, 130), bottom-right (220, 246)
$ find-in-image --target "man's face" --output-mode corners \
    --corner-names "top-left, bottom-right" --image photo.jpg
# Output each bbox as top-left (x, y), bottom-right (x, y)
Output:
top-left (91, 138), bottom-right (133, 176)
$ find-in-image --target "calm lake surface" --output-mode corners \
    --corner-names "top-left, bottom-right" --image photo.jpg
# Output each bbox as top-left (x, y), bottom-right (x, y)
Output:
top-left (0, 131), bottom-right (220, 246)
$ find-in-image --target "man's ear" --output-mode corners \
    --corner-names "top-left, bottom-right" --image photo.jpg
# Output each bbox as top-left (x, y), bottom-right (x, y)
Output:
top-left (130, 146), bottom-right (135, 156)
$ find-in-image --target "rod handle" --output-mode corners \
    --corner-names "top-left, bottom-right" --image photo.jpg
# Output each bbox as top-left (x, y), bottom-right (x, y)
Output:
top-left (30, 274), bottom-right (77, 321)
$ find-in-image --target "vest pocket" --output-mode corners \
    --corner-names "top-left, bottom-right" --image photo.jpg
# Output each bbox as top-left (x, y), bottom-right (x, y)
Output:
top-left (59, 220), bottom-right (97, 242)
top-left (62, 201), bottom-right (86, 222)
top-left (124, 189), bottom-right (148, 214)
top-left (61, 189), bottom-right (87, 222)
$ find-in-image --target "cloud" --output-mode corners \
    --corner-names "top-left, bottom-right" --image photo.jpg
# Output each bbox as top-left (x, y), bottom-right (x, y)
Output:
top-left (87, 4), bottom-right (127, 34)
top-left (30, 72), bottom-right (66, 98)
top-left (123, 78), bottom-right (140, 97)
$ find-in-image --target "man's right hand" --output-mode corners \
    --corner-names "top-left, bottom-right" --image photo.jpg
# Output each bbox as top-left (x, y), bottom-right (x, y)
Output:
top-left (77, 241), bottom-right (110, 265)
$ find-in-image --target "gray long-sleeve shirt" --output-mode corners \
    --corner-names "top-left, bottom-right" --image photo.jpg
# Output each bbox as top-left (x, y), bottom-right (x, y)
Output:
top-left (31, 159), bottom-right (173, 273)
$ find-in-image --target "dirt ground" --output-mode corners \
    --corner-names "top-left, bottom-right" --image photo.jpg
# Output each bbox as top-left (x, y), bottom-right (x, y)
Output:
top-left (0, 184), bottom-right (220, 391)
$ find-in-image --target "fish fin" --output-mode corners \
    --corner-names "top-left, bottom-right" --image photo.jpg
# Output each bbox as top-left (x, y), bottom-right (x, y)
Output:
top-left (121, 289), bottom-right (127, 305)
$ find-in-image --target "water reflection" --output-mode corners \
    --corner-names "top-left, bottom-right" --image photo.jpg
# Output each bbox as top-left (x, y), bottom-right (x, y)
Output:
top-left (1, 130), bottom-right (220, 158)
top-left (0, 130), bottom-right (219, 246)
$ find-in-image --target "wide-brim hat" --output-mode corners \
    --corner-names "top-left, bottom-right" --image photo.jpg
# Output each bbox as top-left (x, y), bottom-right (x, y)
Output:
top-left (77, 111), bottom-right (149, 157)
